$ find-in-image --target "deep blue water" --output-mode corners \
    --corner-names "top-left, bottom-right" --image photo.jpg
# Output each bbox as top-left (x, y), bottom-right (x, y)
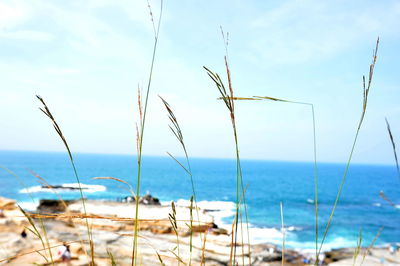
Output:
top-left (0, 150), bottom-right (399, 250)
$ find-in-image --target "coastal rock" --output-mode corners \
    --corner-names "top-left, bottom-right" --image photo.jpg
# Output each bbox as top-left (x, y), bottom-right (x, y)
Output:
top-left (324, 248), bottom-right (354, 263)
top-left (120, 194), bottom-right (161, 205)
top-left (37, 199), bottom-right (75, 213)
top-left (0, 197), bottom-right (17, 210)
top-left (41, 185), bottom-right (86, 190)
top-left (139, 193), bottom-right (161, 205)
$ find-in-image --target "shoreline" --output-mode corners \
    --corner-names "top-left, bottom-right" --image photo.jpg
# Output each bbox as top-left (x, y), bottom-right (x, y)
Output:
top-left (1, 196), bottom-right (399, 265)
top-left (16, 196), bottom-right (395, 252)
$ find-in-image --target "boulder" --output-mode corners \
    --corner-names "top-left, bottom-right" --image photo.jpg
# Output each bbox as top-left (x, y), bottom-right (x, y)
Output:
top-left (139, 194), bottom-right (161, 205)
top-left (120, 194), bottom-right (161, 205)
top-left (37, 199), bottom-right (75, 213)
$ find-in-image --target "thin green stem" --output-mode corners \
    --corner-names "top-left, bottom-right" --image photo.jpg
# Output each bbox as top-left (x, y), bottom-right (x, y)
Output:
top-left (132, 1), bottom-right (163, 265)
top-left (311, 105), bottom-right (319, 263)
top-left (317, 126), bottom-right (361, 257)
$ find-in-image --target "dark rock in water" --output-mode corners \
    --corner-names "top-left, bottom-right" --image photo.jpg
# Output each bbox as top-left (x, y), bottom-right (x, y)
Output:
top-left (37, 199), bottom-right (76, 213)
top-left (42, 185), bottom-right (87, 190)
top-left (139, 193), bottom-right (160, 205)
top-left (120, 194), bottom-right (161, 205)
top-left (324, 248), bottom-right (354, 263)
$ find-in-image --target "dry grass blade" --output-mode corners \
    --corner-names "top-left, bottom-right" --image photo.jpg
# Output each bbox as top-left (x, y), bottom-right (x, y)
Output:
top-left (92, 176), bottom-right (135, 198)
top-left (93, 176), bottom-right (130, 187)
top-left (168, 201), bottom-right (180, 265)
top-left (17, 205), bottom-right (49, 262)
top-left (36, 95), bottom-right (93, 265)
top-left (107, 249), bottom-right (117, 266)
top-left (14, 211), bottom-right (210, 225)
top-left (201, 226), bottom-right (208, 266)
top-left (188, 196), bottom-right (194, 266)
top-left (28, 168), bottom-right (90, 258)
top-left (29, 169), bottom-right (69, 211)
top-left (385, 118), bottom-right (400, 179)
top-left (360, 227), bottom-right (383, 266)
top-left (166, 152), bottom-right (191, 176)
top-left (352, 227), bottom-right (362, 266)
top-left (379, 191), bottom-right (397, 207)
top-left (171, 250), bottom-right (186, 265)
top-left (156, 251), bottom-right (166, 266)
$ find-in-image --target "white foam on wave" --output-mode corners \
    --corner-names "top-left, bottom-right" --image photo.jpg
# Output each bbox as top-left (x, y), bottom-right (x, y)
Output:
top-left (19, 183), bottom-right (106, 194)
top-left (294, 236), bottom-right (359, 255)
top-left (18, 201), bottom-right (39, 211)
top-left (174, 199), bottom-right (236, 226)
top-left (162, 198), bottom-right (358, 252)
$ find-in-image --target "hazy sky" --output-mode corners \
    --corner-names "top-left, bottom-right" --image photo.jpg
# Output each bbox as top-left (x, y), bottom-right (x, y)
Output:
top-left (1, 0), bottom-right (400, 164)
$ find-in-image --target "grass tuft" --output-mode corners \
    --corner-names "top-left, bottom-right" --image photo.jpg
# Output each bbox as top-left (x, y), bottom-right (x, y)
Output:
top-left (36, 95), bottom-right (94, 265)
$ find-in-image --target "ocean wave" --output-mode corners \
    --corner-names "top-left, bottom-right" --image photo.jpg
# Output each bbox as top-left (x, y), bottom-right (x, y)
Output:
top-left (173, 199), bottom-right (236, 226)
top-left (162, 198), bottom-right (362, 252)
top-left (289, 236), bottom-right (360, 254)
top-left (19, 183), bottom-right (106, 194)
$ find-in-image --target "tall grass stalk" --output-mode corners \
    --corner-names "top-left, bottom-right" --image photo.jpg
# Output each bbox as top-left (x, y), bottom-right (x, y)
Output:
top-left (317, 37), bottom-right (379, 260)
top-left (36, 95), bottom-right (94, 263)
top-left (231, 95), bottom-right (319, 262)
top-left (132, 1), bottom-right (163, 265)
top-left (352, 227), bottom-right (362, 266)
top-left (204, 58), bottom-right (250, 265)
top-left (159, 96), bottom-right (202, 264)
top-left (360, 227), bottom-right (383, 266)
top-left (385, 118), bottom-right (400, 179)
top-left (168, 201), bottom-right (180, 265)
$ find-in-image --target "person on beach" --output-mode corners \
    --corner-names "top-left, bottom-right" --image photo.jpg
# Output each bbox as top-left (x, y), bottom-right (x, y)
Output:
top-left (21, 229), bottom-right (27, 238)
top-left (58, 243), bottom-right (71, 262)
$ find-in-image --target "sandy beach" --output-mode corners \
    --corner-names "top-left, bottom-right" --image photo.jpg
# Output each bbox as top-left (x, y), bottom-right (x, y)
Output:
top-left (0, 196), bottom-right (399, 265)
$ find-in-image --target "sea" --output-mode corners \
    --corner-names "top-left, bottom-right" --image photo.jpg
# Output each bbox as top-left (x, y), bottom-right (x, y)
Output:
top-left (0, 150), bottom-right (399, 252)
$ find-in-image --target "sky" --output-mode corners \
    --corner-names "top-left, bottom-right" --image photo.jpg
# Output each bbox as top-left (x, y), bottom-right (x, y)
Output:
top-left (0, 0), bottom-right (400, 165)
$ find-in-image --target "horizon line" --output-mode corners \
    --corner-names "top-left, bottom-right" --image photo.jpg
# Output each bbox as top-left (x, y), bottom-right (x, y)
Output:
top-left (0, 148), bottom-right (397, 167)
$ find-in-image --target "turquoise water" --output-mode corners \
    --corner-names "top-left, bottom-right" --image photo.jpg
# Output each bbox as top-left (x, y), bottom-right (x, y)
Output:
top-left (0, 150), bottom-right (399, 250)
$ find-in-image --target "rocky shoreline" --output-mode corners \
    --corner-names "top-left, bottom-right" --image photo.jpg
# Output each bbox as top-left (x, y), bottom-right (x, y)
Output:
top-left (0, 196), bottom-right (399, 265)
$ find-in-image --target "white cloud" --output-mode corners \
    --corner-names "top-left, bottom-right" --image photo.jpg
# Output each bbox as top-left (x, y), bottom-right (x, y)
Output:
top-left (248, 0), bottom-right (400, 64)
top-left (0, 30), bottom-right (53, 41)
top-left (0, 1), bottom-right (30, 28)
top-left (46, 68), bottom-right (79, 75)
